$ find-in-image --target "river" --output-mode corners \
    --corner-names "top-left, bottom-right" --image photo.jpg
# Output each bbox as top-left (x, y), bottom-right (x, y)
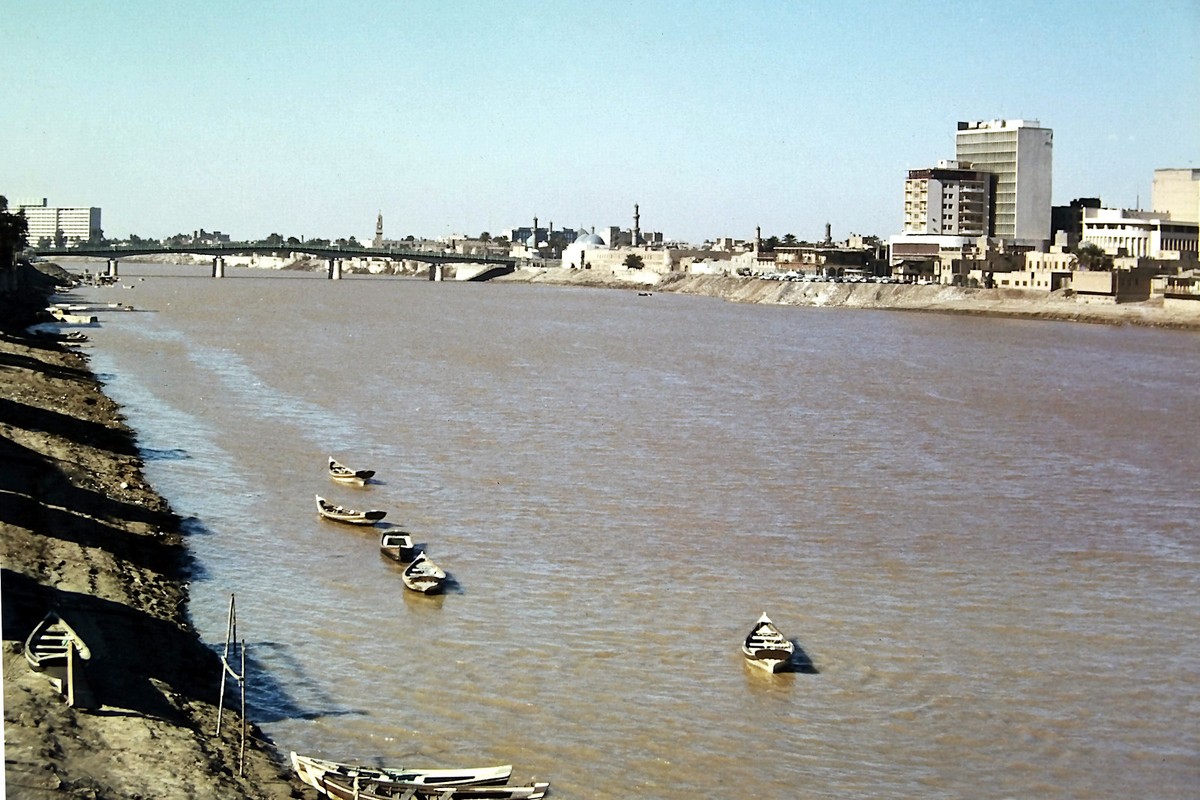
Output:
top-left (69, 261), bottom-right (1199, 798)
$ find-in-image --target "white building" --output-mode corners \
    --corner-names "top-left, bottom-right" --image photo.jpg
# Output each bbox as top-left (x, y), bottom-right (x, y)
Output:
top-left (1151, 168), bottom-right (1200, 224)
top-left (903, 160), bottom-right (994, 236)
top-left (955, 119), bottom-right (1053, 247)
top-left (1081, 207), bottom-right (1198, 259)
top-left (16, 199), bottom-right (102, 245)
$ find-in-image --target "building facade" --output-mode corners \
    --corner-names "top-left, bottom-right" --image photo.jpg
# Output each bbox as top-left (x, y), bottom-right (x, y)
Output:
top-left (1151, 168), bottom-right (1200, 224)
top-left (16, 199), bottom-right (102, 245)
top-left (955, 119), bottom-right (1053, 246)
top-left (903, 160), bottom-right (995, 236)
top-left (1081, 207), bottom-right (1198, 260)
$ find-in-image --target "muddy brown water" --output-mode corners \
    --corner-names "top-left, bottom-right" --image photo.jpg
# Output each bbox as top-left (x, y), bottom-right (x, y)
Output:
top-left (70, 262), bottom-right (1199, 798)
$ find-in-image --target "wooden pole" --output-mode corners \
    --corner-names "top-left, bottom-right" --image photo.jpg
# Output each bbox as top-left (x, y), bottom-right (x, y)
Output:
top-left (239, 638), bottom-right (247, 776)
top-left (216, 594), bottom-right (236, 735)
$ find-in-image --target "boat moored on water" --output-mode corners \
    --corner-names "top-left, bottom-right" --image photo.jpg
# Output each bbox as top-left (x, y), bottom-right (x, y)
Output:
top-left (741, 612), bottom-right (795, 673)
top-left (290, 752), bottom-right (513, 791)
top-left (316, 494), bottom-right (387, 525)
top-left (316, 773), bottom-right (550, 800)
top-left (379, 531), bottom-right (418, 563)
top-left (329, 457), bottom-right (376, 485)
top-left (402, 551), bottom-right (447, 594)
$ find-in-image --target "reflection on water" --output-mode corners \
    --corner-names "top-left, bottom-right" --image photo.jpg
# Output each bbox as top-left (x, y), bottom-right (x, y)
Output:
top-left (73, 263), bottom-right (1200, 798)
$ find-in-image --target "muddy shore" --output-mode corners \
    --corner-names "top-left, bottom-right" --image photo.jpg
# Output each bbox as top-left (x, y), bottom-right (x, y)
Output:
top-left (1, 268), bottom-right (305, 798)
top-left (495, 267), bottom-right (1200, 331)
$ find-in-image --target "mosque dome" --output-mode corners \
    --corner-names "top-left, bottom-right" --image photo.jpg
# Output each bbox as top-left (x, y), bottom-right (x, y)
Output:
top-left (576, 232), bottom-right (606, 248)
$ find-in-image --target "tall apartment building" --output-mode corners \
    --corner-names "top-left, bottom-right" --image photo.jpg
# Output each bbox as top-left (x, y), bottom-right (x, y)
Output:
top-left (1151, 168), bottom-right (1200, 223)
top-left (16, 199), bottom-right (102, 245)
top-left (955, 119), bottom-right (1053, 246)
top-left (903, 160), bottom-right (995, 236)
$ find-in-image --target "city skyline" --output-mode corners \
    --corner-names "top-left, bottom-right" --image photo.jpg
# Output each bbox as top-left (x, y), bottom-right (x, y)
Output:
top-left (3, 1), bottom-right (1197, 244)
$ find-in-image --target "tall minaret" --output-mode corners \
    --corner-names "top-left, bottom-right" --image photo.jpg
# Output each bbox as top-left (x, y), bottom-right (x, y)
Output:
top-left (373, 211), bottom-right (383, 248)
top-left (633, 204), bottom-right (641, 246)
top-left (755, 226), bottom-right (762, 252)
top-left (533, 216), bottom-right (539, 248)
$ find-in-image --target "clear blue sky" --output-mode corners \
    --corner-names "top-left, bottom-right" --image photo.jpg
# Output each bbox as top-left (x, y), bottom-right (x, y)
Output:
top-left (3, 1), bottom-right (1197, 244)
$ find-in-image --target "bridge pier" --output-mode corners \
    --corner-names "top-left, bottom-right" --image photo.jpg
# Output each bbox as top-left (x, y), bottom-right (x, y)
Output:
top-left (106, 259), bottom-right (119, 278)
top-left (429, 264), bottom-right (443, 281)
top-left (212, 256), bottom-right (226, 278)
top-left (327, 259), bottom-right (343, 280)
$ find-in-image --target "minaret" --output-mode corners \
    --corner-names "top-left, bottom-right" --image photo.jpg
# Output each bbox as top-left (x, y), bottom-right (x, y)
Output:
top-left (373, 211), bottom-right (383, 248)
top-left (824, 222), bottom-right (832, 246)
top-left (755, 226), bottom-right (762, 252)
top-left (633, 204), bottom-right (641, 246)
top-left (533, 216), bottom-right (539, 248)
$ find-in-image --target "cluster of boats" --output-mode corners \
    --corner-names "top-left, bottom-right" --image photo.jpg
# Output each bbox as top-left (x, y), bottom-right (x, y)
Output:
top-left (291, 752), bottom-right (549, 799)
top-left (318, 459), bottom-right (448, 595)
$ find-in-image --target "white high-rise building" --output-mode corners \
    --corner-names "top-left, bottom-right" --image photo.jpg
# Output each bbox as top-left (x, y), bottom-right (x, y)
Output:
top-left (955, 119), bottom-right (1053, 246)
top-left (16, 198), bottom-right (102, 245)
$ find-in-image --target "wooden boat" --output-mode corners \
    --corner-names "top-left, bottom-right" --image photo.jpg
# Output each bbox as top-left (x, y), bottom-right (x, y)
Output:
top-left (329, 457), bottom-right (375, 485)
top-left (316, 495), bottom-right (387, 525)
top-left (24, 612), bottom-right (91, 672)
top-left (379, 532), bottom-right (418, 563)
top-left (317, 773), bottom-right (549, 800)
top-left (741, 612), bottom-right (795, 673)
top-left (290, 752), bottom-right (512, 791)
top-left (401, 551), bottom-right (446, 594)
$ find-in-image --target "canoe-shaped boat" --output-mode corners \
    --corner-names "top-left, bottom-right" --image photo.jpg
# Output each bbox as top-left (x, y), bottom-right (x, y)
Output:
top-left (316, 494), bottom-right (387, 525)
top-left (329, 457), bottom-right (375, 485)
top-left (290, 752), bottom-right (512, 791)
top-left (741, 612), bottom-right (795, 673)
top-left (380, 532), bottom-right (418, 563)
top-left (318, 773), bottom-right (549, 800)
top-left (402, 551), bottom-right (446, 594)
top-left (24, 612), bottom-right (91, 672)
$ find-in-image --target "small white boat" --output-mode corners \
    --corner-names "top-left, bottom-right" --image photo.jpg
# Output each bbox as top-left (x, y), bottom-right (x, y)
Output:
top-left (318, 773), bottom-right (549, 800)
top-left (379, 532), bottom-right (417, 563)
top-left (24, 612), bottom-right (91, 672)
top-left (741, 613), bottom-right (795, 673)
top-left (402, 551), bottom-right (447, 594)
top-left (290, 752), bottom-right (513, 791)
top-left (329, 457), bottom-right (375, 485)
top-left (316, 494), bottom-right (387, 525)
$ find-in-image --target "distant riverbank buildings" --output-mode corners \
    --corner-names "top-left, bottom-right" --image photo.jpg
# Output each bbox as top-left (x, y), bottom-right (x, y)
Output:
top-left (888, 120), bottom-right (1198, 302)
top-left (15, 198), bottom-right (102, 247)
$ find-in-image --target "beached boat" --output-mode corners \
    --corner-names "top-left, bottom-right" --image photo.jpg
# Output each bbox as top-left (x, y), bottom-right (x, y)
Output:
top-left (23, 612), bottom-right (91, 672)
top-left (329, 457), bottom-right (375, 485)
top-left (379, 532), bottom-right (418, 563)
top-left (402, 551), bottom-right (446, 594)
top-left (741, 612), bottom-right (795, 673)
top-left (316, 494), bottom-right (387, 525)
top-left (317, 773), bottom-right (550, 800)
top-left (290, 753), bottom-right (512, 792)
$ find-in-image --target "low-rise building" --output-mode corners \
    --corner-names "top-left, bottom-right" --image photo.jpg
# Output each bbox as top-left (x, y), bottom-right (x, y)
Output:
top-left (1081, 207), bottom-right (1198, 260)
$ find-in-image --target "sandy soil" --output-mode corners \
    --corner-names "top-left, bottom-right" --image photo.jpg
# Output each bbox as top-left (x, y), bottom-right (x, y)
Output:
top-left (497, 267), bottom-right (1200, 331)
top-left (2, 267), bottom-right (306, 798)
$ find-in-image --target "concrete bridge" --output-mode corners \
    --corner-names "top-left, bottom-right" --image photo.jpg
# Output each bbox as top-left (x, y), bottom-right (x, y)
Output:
top-left (32, 243), bottom-right (519, 280)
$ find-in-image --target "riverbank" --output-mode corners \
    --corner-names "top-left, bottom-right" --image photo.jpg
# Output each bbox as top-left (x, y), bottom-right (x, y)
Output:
top-left (495, 267), bottom-right (1200, 330)
top-left (1, 268), bottom-right (304, 798)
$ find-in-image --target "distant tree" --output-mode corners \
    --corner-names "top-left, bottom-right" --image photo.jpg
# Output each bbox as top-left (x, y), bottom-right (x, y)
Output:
top-left (286, 236), bottom-right (301, 246)
top-left (623, 253), bottom-right (645, 269)
top-left (264, 232), bottom-right (284, 248)
top-left (1074, 241), bottom-right (1111, 271)
top-left (493, 235), bottom-right (509, 246)
top-left (404, 235), bottom-right (415, 242)
top-left (54, 228), bottom-right (66, 248)
top-left (761, 236), bottom-right (779, 252)
top-left (781, 233), bottom-right (797, 246)
top-left (0, 195), bottom-right (30, 271)
top-left (479, 231), bottom-right (491, 242)
top-left (346, 236), bottom-right (361, 249)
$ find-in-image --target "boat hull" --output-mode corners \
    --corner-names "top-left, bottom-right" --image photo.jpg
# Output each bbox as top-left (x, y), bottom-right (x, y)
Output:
top-left (290, 752), bottom-right (513, 790)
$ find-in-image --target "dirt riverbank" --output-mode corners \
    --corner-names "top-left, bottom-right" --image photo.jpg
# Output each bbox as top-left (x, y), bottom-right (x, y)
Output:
top-left (1, 268), bottom-right (305, 798)
top-left (496, 267), bottom-right (1200, 330)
